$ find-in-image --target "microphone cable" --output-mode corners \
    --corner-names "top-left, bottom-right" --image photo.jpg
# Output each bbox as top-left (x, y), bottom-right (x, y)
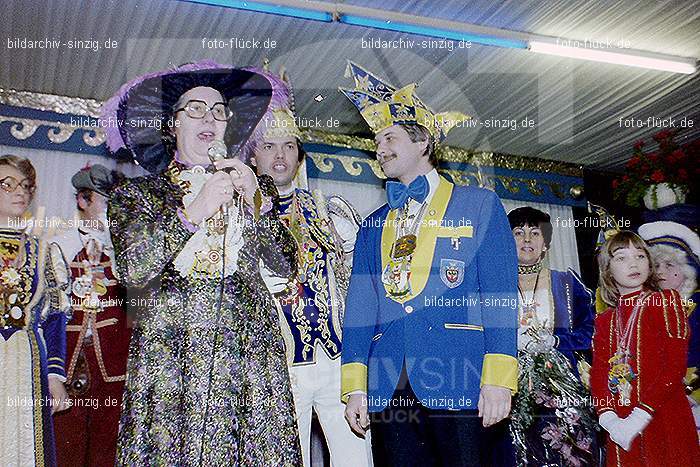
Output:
top-left (197, 181), bottom-right (239, 466)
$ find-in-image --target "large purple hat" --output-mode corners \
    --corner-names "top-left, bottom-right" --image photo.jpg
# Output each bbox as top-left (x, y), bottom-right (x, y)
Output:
top-left (101, 60), bottom-right (273, 173)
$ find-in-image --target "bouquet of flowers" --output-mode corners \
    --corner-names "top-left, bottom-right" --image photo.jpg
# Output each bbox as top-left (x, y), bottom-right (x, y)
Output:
top-left (511, 346), bottom-right (598, 466)
top-left (612, 129), bottom-right (697, 207)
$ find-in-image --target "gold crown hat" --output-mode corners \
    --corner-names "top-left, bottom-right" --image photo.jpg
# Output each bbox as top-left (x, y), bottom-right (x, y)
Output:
top-left (339, 61), bottom-right (471, 146)
top-left (264, 107), bottom-right (302, 140)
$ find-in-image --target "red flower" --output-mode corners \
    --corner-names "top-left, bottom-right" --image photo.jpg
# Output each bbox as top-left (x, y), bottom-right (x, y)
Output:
top-left (669, 149), bottom-right (685, 163)
top-left (622, 175), bottom-right (630, 182)
top-left (647, 152), bottom-right (659, 163)
top-left (651, 170), bottom-right (665, 183)
top-left (633, 140), bottom-right (645, 150)
top-left (678, 168), bottom-right (688, 181)
top-left (612, 179), bottom-right (620, 189)
top-left (653, 130), bottom-right (672, 142)
top-left (626, 156), bottom-right (640, 169)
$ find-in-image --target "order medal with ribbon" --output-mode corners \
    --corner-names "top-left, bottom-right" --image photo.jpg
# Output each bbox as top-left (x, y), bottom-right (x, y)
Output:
top-left (392, 234), bottom-right (416, 258)
top-left (608, 351), bottom-right (636, 405)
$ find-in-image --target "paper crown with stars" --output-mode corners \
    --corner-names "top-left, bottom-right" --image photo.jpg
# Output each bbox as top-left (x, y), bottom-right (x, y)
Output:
top-left (339, 61), bottom-right (470, 146)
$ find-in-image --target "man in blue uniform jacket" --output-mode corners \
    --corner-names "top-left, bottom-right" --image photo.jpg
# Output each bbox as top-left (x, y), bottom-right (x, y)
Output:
top-left (340, 62), bottom-right (519, 466)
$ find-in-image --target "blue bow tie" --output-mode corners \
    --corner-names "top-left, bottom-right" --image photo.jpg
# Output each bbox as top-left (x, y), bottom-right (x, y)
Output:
top-left (386, 175), bottom-right (429, 209)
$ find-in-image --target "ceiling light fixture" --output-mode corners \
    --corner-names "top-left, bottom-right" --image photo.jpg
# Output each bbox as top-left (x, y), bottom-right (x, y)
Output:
top-left (181, 0), bottom-right (333, 22)
top-left (529, 39), bottom-right (696, 74)
top-left (177, 0), bottom-right (698, 74)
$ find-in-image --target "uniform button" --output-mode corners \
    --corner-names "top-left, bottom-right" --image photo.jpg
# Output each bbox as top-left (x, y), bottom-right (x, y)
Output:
top-left (405, 305), bottom-right (414, 314)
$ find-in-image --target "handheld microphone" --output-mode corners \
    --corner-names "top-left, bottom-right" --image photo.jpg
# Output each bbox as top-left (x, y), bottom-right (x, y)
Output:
top-left (207, 139), bottom-right (231, 223)
top-left (207, 139), bottom-right (228, 164)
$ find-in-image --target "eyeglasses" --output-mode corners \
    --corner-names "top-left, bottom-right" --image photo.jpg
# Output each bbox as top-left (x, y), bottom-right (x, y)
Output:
top-left (174, 100), bottom-right (231, 121)
top-left (0, 176), bottom-right (36, 194)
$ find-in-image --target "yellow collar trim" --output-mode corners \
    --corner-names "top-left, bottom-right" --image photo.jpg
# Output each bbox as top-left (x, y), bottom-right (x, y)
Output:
top-left (381, 175), bottom-right (453, 303)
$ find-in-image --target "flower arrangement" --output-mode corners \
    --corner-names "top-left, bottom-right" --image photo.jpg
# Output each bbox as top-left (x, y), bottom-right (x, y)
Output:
top-left (612, 130), bottom-right (697, 207)
top-left (510, 349), bottom-right (598, 466)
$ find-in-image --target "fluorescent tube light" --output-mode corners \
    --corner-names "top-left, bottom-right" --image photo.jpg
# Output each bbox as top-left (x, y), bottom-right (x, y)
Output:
top-left (181, 0), bottom-right (333, 22)
top-left (529, 40), bottom-right (696, 74)
top-left (339, 14), bottom-right (527, 49)
top-left (173, 0), bottom-right (697, 74)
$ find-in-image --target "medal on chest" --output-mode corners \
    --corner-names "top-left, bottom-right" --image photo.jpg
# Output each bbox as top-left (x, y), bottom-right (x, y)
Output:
top-left (282, 196), bottom-right (325, 284)
top-left (72, 260), bottom-right (108, 312)
top-left (520, 299), bottom-right (539, 326)
top-left (608, 293), bottom-right (647, 405)
top-left (608, 351), bottom-right (636, 405)
top-left (392, 234), bottom-right (416, 258)
top-left (518, 270), bottom-right (544, 327)
top-left (382, 204), bottom-right (426, 299)
top-left (0, 237), bottom-right (32, 329)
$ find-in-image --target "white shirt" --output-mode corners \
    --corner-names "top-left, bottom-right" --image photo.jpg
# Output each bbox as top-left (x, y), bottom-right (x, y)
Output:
top-left (405, 168), bottom-right (439, 215)
top-left (402, 168), bottom-right (439, 237)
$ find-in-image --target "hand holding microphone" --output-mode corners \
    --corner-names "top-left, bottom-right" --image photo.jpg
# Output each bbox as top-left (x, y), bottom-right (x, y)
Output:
top-left (208, 139), bottom-right (258, 208)
top-left (182, 141), bottom-right (235, 225)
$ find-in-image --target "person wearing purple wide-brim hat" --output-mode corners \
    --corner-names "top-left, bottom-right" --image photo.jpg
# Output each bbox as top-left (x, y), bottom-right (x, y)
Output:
top-left (102, 60), bottom-right (302, 466)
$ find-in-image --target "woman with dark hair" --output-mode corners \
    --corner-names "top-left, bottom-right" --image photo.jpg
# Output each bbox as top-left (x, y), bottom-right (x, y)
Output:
top-left (507, 206), bottom-right (598, 466)
top-left (101, 61), bottom-right (301, 465)
top-left (0, 154), bottom-right (71, 466)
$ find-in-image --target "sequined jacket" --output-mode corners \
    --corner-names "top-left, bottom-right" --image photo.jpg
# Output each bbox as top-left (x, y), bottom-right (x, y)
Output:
top-left (275, 188), bottom-right (359, 366)
top-left (107, 169), bottom-right (301, 466)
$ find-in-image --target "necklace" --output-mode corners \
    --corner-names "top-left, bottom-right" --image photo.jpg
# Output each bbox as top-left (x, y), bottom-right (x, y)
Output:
top-left (170, 164), bottom-right (245, 278)
top-left (382, 201), bottom-right (428, 299)
top-left (518, 261), bottom-right (542, 275)
top-left (608, 291), bottom-right (648, 404)
top-left (517, 270), bottom-right (541, 326)
top-left (0, 231), bottom-right (31, 329)
top-left (391, 202), bottom-right (428, 259)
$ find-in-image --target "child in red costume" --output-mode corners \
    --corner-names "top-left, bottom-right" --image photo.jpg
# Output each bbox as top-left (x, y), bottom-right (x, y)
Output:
top-left (591, 231), bottom-right (699, 466)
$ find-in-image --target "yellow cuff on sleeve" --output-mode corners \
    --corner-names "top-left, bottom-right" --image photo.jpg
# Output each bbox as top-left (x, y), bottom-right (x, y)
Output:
top-left (341, 362), bottom-right (368, 402)
top-left (481, 353), bottom-right (518, 394)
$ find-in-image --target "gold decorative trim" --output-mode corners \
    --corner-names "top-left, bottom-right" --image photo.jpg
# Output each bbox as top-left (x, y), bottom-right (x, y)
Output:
top-left (0, 88), bottom-right (102, 118)
top-left (305, 154), bottom-right (570, 198)
top-left (438, 146), bottom-right (582, 177)
top-left (307, 152), bottom-right (386, 179)
top-left (302, 128), bottom-right (583, 177)
top-left (0, 89), bottom-right (582, 178)
top-left (0, 115), bottom-right (105, 147)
